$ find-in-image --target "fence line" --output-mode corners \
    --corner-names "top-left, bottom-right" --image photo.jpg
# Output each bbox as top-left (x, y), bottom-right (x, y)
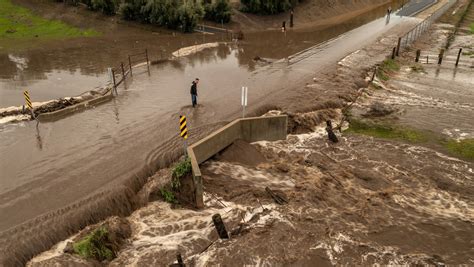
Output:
top-left (386, 0), bottom-right (474, 68)
top-left (109, 49), bottom-right (150, 93)
top-left (398, 0), bottom-right (458, 52)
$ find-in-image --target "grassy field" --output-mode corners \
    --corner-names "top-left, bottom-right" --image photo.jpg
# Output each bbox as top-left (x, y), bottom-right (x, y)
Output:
top-left (345, 119), bottom-right (474, 161)
top-left (0, 0), bottom-right (98, 40)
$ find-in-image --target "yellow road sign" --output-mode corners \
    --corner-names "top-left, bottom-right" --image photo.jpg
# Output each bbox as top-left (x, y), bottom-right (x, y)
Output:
top-left (23, 90), bottom-right (33, 110)
top-left (180, 115), bottom-right (188, 139)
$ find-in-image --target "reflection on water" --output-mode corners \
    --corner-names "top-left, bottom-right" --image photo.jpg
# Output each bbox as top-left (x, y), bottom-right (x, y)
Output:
top-left (0, 1), bottom-right (401, 108)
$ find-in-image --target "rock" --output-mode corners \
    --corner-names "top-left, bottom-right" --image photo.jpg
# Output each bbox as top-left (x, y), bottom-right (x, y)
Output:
top-left (275, 162), bottom-right (290, 173)
top-left (364, 102), bottom-right (396, 117)
top-left (63, 242), bottom-right (74, 254)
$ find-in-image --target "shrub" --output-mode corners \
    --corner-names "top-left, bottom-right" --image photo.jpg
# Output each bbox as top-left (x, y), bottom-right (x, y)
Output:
top-left (73, 227), bottom-right (115, 261)
top-left (172, 157), bottom-right (192, 179)
top-left (177, 1), bottom-right (204, 32)
top-left (205, 0), bottom-right (232, 23)
top-left (119, 0), bottom-right (146, 20)
top-left (91, 0), bottom-right (119, 15)
top-left (240, 0), bottom-right (294, 15)
top-left (160, 188), bottom-right (176, 203)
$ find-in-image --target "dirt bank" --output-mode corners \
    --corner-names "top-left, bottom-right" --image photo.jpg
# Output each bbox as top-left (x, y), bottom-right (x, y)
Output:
top-left (11, 0), bottom-right (401, 36)
top-left (232, 0), bottom-right (399, 31)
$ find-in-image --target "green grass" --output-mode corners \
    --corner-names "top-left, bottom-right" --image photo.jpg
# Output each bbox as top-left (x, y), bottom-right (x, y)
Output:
top-left (346, 119), bottom-right (474, 161)
top-left (470, 22), bottom-right (474, 34)
top-left (73, 227), bottom-right (114, 262)
top-left (160, 188), bottom-right (176, 203)
top-left (462, 50), bottom-right (474, 56)
top-left (444, 139), bottom-right (474, 160)
top-left (345, 120), bottom-right (428, 143)
top-left (172, 157), bottom-right (192, 179)
top-left (376, 59), bottom-right (400, 81)
top-left (0, 0), bottom-right (99, 40)
top-left (382, 59), bottom-right (400, 72)
top-left (410, 64), bottom-right (426, 73)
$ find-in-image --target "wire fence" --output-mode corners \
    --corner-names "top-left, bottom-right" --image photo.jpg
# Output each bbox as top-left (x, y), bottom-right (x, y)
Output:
top-left (109, 49), bottom-right (150, 93)
top-left (398, 0), bottom-right (458, 51)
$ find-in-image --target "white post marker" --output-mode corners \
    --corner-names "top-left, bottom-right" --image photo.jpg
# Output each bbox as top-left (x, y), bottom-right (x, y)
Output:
top-left (241, 86), bottom-right (248, 118)
top-left (107, 67), bottom-right (113, 84)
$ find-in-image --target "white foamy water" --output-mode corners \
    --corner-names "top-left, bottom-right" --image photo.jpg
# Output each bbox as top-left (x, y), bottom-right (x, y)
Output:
top-left (205, 161), bottom-right (295, 189)
top-left (172, 43), bottom-right (220, 58)
top-left (111, 193), bottom-right (286, 266)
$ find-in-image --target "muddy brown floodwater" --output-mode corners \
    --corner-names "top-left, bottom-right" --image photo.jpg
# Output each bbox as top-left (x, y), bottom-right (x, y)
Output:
top-left (0, 1), bottom-right (420, 265)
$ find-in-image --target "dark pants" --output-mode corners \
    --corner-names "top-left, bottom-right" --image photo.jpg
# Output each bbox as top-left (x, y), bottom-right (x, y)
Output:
top-left (191, 94), bottom-right (197, 107)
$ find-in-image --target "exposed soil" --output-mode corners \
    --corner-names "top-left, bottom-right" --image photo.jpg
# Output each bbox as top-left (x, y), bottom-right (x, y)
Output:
top-left (214, 139), bottom-right (267, 167)
top-left (230, 0), bottom-right (398, 31)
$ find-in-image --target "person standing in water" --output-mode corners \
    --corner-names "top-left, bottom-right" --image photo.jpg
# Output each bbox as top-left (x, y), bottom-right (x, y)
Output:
top-left (190, 78), bottom-right (199, 108)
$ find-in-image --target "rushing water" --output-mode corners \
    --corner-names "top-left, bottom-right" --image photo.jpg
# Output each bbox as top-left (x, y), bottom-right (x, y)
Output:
top-left (0, 2), bottom-right (414, 265)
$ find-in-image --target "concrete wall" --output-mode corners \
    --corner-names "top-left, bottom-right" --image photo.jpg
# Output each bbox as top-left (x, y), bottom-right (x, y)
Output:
top-left (187, 115), bottom-right (287, 208)
top-left (37, 91), bottom-right (113, 122)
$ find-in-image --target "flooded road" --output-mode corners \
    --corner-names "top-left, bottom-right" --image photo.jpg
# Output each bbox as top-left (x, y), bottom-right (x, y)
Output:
top-left (0, 1), bottom-right (404, 108)
top-left (0, 3), bottom-right (410, 233)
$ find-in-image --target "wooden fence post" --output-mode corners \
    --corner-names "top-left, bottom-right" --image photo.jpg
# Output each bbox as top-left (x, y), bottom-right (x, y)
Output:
top-left (396, 37), bottom-right (401, 56)
top-left (121, 62), bottom-right (125, 80)
top-left (128, 55), bottom-right (133, 76)
top-left (212, 214), bottom-right (229, 239)
top-left (415, 50), bottom-right (421, 62)
top-left (371, 66), bottom-right (377, 82)
top-left (455, 48), bottom-right (462, 67)
top-left (392, 47), bottom-right (396, 59)
top-left (438, 49), bottom-right (444, 65)
top-left (111, 69), bottom-right (116, 88)
top-left (145, 49), bottom-right (150, 72)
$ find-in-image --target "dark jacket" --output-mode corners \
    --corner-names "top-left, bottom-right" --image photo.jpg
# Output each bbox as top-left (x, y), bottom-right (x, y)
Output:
top-left (190, 82), bottom-right (197, 95)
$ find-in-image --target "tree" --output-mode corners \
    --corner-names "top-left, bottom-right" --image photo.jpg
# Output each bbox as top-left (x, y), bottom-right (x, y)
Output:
top-left (240, 0), bottom-right (293, 15)
top-left (205, 0), bottom-right (232, 23)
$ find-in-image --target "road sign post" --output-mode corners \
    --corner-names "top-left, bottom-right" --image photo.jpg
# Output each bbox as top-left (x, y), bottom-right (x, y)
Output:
top-left (179, 115), bottom-right (188, 156)
top-left (23, 90), bottom-right (36, 120)
top-left (241, 86), bottom-right (248, 118)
